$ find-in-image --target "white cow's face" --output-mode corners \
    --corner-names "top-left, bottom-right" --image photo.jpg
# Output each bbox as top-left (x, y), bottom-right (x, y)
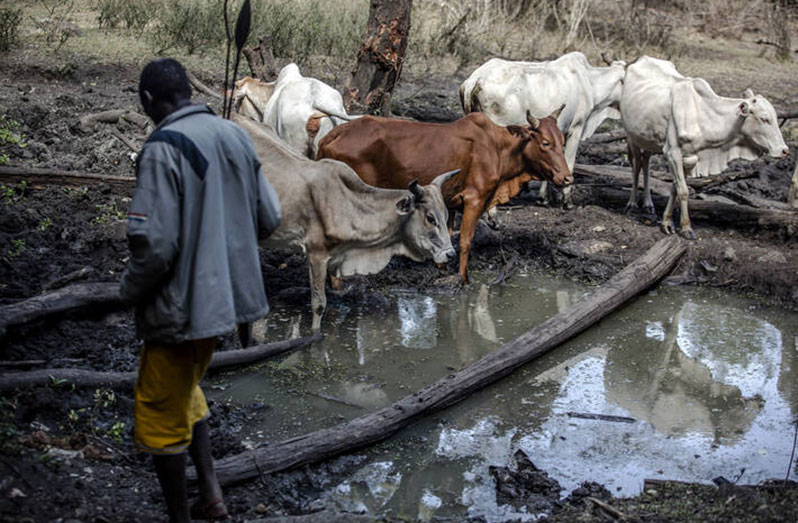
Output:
top-left (739, 94), bottom-right (789, 158)
top-left (396, 182), bottom-right (454, 265)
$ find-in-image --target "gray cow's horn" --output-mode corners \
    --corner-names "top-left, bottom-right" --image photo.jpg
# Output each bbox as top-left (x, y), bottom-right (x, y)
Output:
top-left (430, 168), bottom-right (461, 191)
top-left (408, 180), bottom-right (425, 201)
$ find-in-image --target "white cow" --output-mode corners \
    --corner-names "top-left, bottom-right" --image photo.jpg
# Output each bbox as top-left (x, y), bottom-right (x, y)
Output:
top-left (460, 52), bottom-right (627, 206)
top-left (234, 63), bottom-right (359, 158)
top-left (620, 56), bottom-right (790, 238)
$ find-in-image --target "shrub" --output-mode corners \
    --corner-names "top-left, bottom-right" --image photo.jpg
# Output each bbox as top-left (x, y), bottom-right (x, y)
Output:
top-left (96, 0), bottom-right (157, 33)
top-left (249, 0), bottom-right (366, 63)
top-left (33, 0), bottom-right (77, 53)
top-left (0, 5), bottom-right (22, 52)
top-left (147, 0), bottom-right (223, 55)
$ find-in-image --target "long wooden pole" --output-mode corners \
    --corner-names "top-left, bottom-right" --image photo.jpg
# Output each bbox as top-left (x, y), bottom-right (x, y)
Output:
top-left (200, 235), bottom-right (687, 486)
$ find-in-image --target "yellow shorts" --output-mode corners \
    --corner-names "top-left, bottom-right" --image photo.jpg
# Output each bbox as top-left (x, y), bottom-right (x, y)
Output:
top-left (134, 337), bottom-right (216, 455)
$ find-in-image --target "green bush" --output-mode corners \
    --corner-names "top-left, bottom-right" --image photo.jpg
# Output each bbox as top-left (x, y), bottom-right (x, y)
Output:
top-left (250, 0), bottom-right (366, 63)
top-left (0, 6), bottom-right (22, 52)
top-left (148, 0), bottom-right (223, 55)
top-left (96, 0), bottom-right (157, 33)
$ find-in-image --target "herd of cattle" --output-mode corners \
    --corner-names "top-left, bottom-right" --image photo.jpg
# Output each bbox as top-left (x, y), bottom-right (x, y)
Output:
top-left (230, 52), bottom-right (791, 329)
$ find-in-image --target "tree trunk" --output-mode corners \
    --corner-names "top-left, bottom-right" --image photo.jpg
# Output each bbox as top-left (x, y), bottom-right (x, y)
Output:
top-left (198, 236), bottom-right (686, 486)
top-left (243, 35), bottom-right (278, 80)
top-left (343, 0), bottom-right (412, 115)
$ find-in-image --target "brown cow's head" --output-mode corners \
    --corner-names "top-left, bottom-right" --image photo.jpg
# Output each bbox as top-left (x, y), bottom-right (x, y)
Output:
top-left (396, 170), bottom-right (459, 264)
top-left (508, 107), bottom-right (572, 187)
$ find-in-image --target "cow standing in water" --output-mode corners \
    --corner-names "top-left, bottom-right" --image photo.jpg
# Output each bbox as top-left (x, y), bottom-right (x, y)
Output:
top-left (317, 111), bottom-right (571, 284)
top-left (460, 52), bottom-right (626, 207)
top-left (235, 115), bottom-right (456, 330)
top-left (620, 56), bottom-right (790, 238)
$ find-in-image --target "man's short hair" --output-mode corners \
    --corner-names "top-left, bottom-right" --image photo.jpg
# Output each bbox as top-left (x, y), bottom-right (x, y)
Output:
top-left (139, 58), bottom-right (192, 105)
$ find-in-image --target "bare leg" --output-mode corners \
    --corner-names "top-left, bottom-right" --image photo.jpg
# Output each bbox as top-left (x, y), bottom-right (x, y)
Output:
top-left (152, 453), bottom-right (189, 523)
top-left (188, 419), bottom-right (224, 508)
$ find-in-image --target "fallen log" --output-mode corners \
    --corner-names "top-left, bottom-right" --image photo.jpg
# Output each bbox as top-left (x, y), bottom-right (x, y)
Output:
top-left (199, 236), bottom-right (686, 486)
top-left (790, 164), bottom-right (798, 208)
top-left (0, 332), bottom-right (321, 391)
top-left (76, 109), bottom-right (149, 130)
top-left (0, 166), bottom-right (135, 191)
top-left (187, 71), bottom-right (223, 100)
top-left (573, 163), bottom-right (759, 192)
top-left (583, 129), bottom-right (627, 144)
top-left (580, 185), bottom-right (798, 237)
top-left (0, 283), bottom-right (124, 339)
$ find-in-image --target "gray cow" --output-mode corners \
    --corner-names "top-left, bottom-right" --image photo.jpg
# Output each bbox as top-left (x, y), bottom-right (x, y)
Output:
top-left (235, 115), bottom-right (456, 330)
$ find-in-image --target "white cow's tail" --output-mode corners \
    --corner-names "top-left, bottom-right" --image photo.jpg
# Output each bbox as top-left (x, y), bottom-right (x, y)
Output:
top-left (460, 79), bottom-right (483, 114)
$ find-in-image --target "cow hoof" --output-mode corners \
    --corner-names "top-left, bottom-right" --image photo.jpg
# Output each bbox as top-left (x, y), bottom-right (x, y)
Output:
top-left (660, 221), bottom-right (676, 235)
top-left (680, 228), bottom-right (697, 240)
top-left (563, 201), bottom-right (575, 211)
top-left (623, 203), bottom-right (636, 216)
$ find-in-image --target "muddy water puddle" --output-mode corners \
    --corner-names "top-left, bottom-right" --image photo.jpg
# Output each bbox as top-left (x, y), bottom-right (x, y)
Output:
top-left (208, 272), bottom-right (798, 521)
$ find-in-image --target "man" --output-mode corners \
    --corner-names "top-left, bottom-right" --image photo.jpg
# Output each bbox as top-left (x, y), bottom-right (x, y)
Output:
top-left (121, 58), bottom-right (281, 522)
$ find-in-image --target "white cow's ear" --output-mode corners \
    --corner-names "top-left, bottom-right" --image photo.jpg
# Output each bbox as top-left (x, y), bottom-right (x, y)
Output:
top-left (743, 88), bottom-right (754, 99)
top-left (396, 195), bottom-right (415, 215)
top-left (738, 101), bottom-right (750, 118)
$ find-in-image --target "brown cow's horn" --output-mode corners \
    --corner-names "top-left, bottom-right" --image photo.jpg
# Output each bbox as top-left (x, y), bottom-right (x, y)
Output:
top-left (526, 110), bottom-right (539, 130)
top-left (408, 180), bottom-right (425, 201)
top-left (430, 168), bottom-right (460, 191)
top-left (601, 52), bottom-right (612, 66)
top-left (550, 103), bottom-right (566, 120)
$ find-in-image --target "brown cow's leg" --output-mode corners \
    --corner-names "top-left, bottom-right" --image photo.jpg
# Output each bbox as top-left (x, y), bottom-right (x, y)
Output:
top-left (457, 201), bottom-right (482, 284)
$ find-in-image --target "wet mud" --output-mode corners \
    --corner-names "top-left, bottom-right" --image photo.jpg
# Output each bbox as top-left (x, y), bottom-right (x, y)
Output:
top-left (1, 52), bottom-right (797, 522)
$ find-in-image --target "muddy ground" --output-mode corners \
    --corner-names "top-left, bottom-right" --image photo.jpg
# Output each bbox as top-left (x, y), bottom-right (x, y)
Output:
top-left (1, 49), bottom-right (797, 522)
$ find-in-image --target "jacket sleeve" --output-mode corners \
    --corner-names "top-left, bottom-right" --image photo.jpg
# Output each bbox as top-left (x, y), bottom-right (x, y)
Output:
top-left (120, 152), bottom-right (181, 305)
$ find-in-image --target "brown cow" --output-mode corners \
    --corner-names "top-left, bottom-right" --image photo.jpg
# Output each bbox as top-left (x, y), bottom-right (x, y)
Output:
top-left (317, 111), bottom-right (571, 283)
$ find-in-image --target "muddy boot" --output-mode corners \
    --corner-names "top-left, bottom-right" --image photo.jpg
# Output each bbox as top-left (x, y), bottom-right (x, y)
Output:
top-left (152, 452), bottom-right (190, 523)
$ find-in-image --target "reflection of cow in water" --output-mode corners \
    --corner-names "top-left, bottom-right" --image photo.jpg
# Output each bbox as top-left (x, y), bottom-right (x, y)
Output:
top-left (605, 309), bottom-right (763, 445)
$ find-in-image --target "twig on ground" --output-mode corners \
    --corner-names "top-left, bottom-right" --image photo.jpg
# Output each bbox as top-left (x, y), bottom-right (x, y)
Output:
top-left (109, 128), bottom-right (139, 153)
top-left (310, 392), bottom-right (363, 409)
top-left (567, 411), bottom-right (636, 423)
top-left (587, 496), bottom-right (631, 521)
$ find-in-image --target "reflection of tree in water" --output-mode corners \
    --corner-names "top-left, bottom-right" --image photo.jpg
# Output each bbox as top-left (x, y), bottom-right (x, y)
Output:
top-left (605, 309), bottom-right (763, 445)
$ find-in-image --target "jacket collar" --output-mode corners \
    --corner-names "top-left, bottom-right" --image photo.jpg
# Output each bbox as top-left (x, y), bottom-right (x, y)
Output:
top-left (155, 103), bottom-right (215, 131)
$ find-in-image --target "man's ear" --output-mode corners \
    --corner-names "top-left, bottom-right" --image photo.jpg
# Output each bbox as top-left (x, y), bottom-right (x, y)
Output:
top-left (140, 89), bottom-right (154, 118)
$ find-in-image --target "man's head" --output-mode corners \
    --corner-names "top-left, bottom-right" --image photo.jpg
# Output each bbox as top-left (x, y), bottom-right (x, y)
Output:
top-left (139, 58), bottom-right (192, 124)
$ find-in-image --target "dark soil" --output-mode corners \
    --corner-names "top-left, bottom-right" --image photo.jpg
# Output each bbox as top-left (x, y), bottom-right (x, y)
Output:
top-left (1, 49), bottom-right (797, 522)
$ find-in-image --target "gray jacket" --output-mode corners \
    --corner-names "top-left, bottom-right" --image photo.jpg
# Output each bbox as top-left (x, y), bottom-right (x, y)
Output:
top-left (120, 104), bottom-right (281, 343)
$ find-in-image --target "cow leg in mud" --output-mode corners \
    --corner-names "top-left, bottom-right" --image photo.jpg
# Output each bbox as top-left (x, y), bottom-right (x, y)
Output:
top-left (308, 250), bottom-right (330, 330)
top-left (457, 198), bottom-right (483, 284)
top-left (639, 150), bottom-right (655, 219)
top-left (624, 144), bottom-right (642, 214)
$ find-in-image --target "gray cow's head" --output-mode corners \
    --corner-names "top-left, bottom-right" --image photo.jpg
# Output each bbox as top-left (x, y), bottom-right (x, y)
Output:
top-left (396, 169), bottom-right (459, 264)
top-left (738, 90), bottom-right (790, 159)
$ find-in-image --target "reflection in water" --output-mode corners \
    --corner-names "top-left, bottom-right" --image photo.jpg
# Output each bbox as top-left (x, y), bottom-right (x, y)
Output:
top-left (606, 306), bottom-right (764, 445)
top-left (210, 276), bottom-right (798, 519)
top-left (398, 295), bottom-right (438, 348)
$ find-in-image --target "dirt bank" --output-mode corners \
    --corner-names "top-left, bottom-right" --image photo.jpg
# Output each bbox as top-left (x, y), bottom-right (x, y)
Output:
top-left (1, 49), bottom-right (797, 522)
